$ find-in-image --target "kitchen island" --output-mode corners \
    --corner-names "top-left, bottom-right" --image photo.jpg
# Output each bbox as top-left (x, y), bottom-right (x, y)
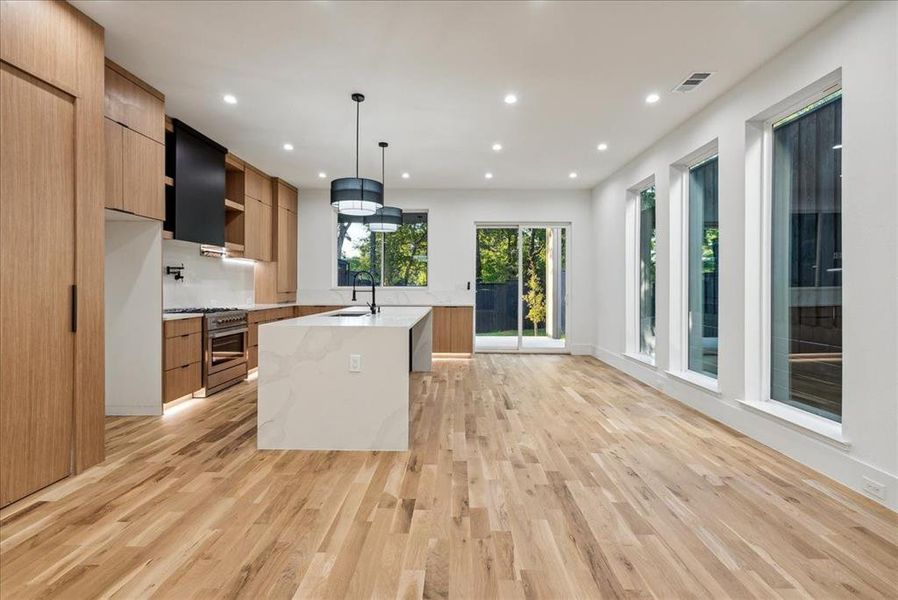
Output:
top-left (256, 306), bottom-right (432, 451)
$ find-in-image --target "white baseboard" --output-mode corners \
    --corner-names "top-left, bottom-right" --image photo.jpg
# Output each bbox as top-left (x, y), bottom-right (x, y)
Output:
top-left (591, 346), bottom-right (898, 512)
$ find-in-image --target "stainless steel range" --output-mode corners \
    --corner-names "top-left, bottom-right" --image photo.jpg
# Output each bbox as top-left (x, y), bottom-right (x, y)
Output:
top-left (164, 307), bottom-right (248, 396)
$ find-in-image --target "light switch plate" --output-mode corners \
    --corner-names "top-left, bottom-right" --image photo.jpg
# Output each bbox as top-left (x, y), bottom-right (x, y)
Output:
top-left (349, 354), bottom-right (361, 373)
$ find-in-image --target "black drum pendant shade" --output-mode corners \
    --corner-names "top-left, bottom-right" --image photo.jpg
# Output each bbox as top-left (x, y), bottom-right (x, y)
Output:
top-left (366, 141), bottom-right (403, 232)
top-left (331, 177), bottom-right (383, 216)
top-left (331, 93), bottom-right (383, 216)
top-left (367, 206), bottom-right (402, 233)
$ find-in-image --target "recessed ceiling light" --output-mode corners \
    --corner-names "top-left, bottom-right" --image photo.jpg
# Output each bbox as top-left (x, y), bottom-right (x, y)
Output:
top-left (569, 172), bottom-right (578, 179)
top-left (223, 94), bottom-right (237, 105)
top-left (485, 172), bottom-right (493, 179)
top-left (401, 172), bottom-right (410, 179)
top-left (283, 143), bottom-right (294, 151)
top-left (597, 143), bottom-right (608, 151)
top-left (645, 93), bottom-right (660, 104)
top-left (492, 143), bottom-right (503, 152)
top-left (504, 93), bottom-right (517, 105)
top-left (318, 172), bottom-right (327, 179)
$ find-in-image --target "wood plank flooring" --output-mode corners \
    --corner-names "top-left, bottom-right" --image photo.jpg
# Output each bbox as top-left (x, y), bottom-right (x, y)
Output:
top-left (1, 355), bottom-right (896, 599)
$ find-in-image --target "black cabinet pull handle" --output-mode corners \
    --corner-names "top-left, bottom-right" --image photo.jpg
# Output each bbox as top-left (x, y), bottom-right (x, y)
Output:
top-left (71, 284), bottom-right (77, 333)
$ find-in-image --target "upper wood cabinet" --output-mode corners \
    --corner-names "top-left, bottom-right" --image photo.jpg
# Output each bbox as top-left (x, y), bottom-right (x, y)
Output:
top-left (274, 180), bottom-right (298, 294)
top-left (244, 196), bottom-right (272, 262)
top-left (104, 118), bottom-right (165, 220)
top-left (104, 61), bottom-right (164, 144)
top-left (103, 60), bottom-right (165, 221)
top-left (104, 119), bottom-right (123, 211)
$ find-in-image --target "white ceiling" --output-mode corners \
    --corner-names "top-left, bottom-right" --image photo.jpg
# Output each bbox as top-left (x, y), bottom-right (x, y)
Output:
top-left (74, 0), bottom-right (845, 190)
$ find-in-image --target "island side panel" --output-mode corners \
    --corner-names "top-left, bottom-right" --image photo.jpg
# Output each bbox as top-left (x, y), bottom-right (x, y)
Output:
top-left (411, 309), bottom-right (432, 372)
top-left (257, 323), bottom-right (409, 451)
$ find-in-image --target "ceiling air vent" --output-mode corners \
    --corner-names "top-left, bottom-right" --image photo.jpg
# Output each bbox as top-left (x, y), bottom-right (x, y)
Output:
top-left (674, 71), bottom-right (714, 93)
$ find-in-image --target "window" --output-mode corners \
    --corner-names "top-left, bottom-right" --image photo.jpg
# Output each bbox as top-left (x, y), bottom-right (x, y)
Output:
top-left (770, 89), bottom-right (842, 421)
top-left (638, 186), bottom-right (656, 356)
top-left (337, 211), bottom-right (428, 287)
top-left (687, 156), bottom-right (719, 378)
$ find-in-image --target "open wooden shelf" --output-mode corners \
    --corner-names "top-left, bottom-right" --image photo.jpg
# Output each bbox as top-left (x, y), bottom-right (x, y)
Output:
top-left (225, 242), bottom-right (244, 252)
top-left (162, 229), bottom-right (173, 240)
top-left (164, 176), bottom-right (174, 187)
top-left (224, 198), bottom-right (244, 212)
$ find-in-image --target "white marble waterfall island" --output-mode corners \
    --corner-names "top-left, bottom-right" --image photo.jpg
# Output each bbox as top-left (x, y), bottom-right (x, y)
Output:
top-left (256, 306), bottom-right (432, 451)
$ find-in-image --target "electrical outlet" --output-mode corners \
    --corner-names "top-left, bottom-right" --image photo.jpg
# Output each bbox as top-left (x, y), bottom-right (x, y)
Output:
top-left (862, 476), bottom-right (886, 501)
top-left (349, 354), bottom-right (361, 373)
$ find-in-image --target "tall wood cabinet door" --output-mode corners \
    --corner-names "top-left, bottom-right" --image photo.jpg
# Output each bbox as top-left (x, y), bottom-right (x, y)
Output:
top-left (259, 201), bottom-right (272, 261)
top-left (432, 307), bottom-right (452, 352)
top-left (277, 207), bottom-right (297, 293)
top-left (122, 128), bottom-right (164, 220)
top-left (0, 63), bottom-right (75, 507)
top-left (104, 118), bottom-right (123, 210)
top-left (450, 306), bottom-right (474, 353)
top-left (243, 197), bottom-right (261, 259)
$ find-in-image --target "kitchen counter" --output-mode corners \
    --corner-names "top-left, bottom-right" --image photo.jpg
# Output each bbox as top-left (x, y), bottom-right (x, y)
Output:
top-left (162, 312), bottom-right (204, 321)
top-left (256, 306), bottom-right (433, 451)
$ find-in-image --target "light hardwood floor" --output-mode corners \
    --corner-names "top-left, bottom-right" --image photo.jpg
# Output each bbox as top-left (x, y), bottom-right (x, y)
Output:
top-left (1, 355), bottom-right (895, 599)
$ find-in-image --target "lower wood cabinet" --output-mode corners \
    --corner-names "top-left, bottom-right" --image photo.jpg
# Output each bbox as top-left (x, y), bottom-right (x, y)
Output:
top-left (432, 306), bottom-right (473, 354)
top-left (163, 317), bottom-right (202, 402)
top-left (246, 306), bottom-right (306, 371)
top-left (164, 363), bottom-right (201, 403)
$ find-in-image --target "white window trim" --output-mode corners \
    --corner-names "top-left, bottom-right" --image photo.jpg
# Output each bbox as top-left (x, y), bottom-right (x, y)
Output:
top-left (333, 208), bottom-right (430, 290)
top-left (668, 138), bottom-right (721, 380)
top-left (747, 71), bottom-right (844, 435)
top-left (626, 175), bottom-right (655, 359)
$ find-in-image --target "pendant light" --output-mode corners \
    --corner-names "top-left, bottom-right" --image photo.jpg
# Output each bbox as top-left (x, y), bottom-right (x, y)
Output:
top-left (366, 141), bottom-right (403, 233)
top-left (330, 93), bottom-right (383, 216)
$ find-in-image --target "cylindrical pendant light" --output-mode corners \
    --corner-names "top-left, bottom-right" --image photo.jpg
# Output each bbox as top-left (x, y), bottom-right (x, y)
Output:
top-left (367, 141), bottom-right (403, 233)
top-left (331, 93), bottom-right (383, 216)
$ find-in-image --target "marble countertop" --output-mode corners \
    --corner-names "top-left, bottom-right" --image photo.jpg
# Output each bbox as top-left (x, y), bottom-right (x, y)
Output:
top-left (162, 312), bottom-right (204, 321)
top-left (266, 306), bottom-right (432, 329)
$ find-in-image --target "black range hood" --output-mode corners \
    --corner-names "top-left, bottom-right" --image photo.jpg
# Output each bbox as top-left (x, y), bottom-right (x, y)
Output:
top-left (165, 119), bottom-right (227, 246)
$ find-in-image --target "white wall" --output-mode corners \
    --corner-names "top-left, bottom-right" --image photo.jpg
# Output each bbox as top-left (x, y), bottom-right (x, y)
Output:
top-left (105, 213), bottom-right (163, 416)
top-left (298, 188), bottom-right (596, 354)
top-left (162, 239), bottom-right (255, 308)
top-left (591, 1), bottom-right (897, 509)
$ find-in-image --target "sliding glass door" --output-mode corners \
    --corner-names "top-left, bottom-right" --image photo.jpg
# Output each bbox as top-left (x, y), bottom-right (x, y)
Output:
top-left (475, 224), bottom-right (569, 352)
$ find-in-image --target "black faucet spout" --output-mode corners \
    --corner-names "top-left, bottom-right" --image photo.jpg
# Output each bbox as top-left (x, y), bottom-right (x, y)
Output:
top-left (351, 271), bottom-right (377, 314)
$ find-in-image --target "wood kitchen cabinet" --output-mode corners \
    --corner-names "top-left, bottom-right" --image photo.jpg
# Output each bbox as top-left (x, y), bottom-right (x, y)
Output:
top-left (104, 61), bottom-right (165, 221)
top-left (244, 196), bottom-right (272, 261)
top-left (162, 317), bottom-right (202, 403)
top-left (432, 306), bottom-right (473, 354)
top-left (1, 0), bottom-right (106, 506)
top-left (104, 60), bottom-right (165, 144)
top-left (274, 179), bottom-right (298, 294)
top-left (243, 166), bottom-right (273, 262)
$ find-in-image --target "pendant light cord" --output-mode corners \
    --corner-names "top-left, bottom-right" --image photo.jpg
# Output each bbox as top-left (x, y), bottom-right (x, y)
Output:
top-left (355, 101), bottom-right (360, 178)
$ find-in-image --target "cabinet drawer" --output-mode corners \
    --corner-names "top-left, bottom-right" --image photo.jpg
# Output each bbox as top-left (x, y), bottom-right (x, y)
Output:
top-left (248, 346), bottom-right (258, 370)
top-left (248, 322), bottom-right (258, 347)
top-left (164, 317), bottom-right (202, 338)
top-left (163, 362), bottom-right (201, 403)
top-left (164, 332), bottom-right (202, 370)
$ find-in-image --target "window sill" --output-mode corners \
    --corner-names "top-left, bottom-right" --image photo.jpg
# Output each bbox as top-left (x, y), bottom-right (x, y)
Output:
top-left (622, 352), bottom-right (656, 368)
top-left (666, 370), bottom-right (721, 396)
top-left (737, 398), bottom-right (850, 450)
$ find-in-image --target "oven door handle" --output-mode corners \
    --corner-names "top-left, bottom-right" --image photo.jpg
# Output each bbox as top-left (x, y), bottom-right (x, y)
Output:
top-left (208, 327), bottom-right (248, 339)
